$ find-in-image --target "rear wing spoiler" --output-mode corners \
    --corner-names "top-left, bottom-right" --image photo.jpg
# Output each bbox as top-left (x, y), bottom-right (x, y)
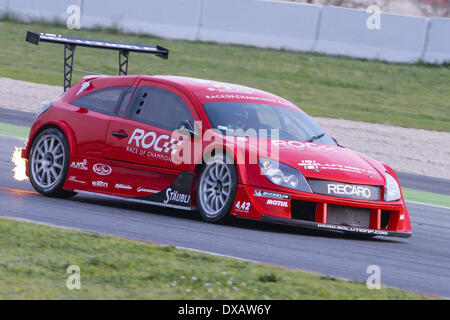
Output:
top-left (26, 31), bottom-right (169, 92)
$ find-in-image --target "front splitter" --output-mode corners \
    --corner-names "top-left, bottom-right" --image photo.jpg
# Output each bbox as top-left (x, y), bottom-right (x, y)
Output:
top-left (260, 214), bottom-right (412, 238)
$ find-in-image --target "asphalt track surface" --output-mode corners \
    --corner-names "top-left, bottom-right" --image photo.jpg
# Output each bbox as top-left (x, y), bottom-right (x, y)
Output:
top-left (1, 135), bottom-right (449, 297)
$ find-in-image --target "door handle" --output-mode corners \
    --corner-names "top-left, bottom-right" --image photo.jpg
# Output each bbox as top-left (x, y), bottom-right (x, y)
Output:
top-left (112, 131), bottom-right (128, 138)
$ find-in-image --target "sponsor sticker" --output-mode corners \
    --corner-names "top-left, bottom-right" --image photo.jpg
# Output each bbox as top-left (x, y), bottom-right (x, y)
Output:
top-left (164, 188), bottom-right (190, 205)
top-left (115, 184), bottom-right (132, 190)
top-left (254, 189), bottom-right (290, 200)
top-left (327, 183), bottom-right (371, 198)
top-left (266, 199), bottom-right (288, 207)
top-left (298, 160), bottom-right (373, 174)
top-left (308, 179), bottom-right (381, 201)
top-left (68, 176), bottom-right (86, 184)
top-left (137, 187), bottom-right (159, 194)
top-left (92, 181), bottom-right (108, 188)
top-left (316, 223), bottom-right (388, 236)
top-left (70, 159), bottom-right (88, 171)
top-left (93, 163), bottom-right (112, 176)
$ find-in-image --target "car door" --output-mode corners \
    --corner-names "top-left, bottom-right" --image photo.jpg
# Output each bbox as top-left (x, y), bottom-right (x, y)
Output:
top-left (104, 80), bottom-right (200, 208)
top-left (64, 84), bottom-right (133, 191)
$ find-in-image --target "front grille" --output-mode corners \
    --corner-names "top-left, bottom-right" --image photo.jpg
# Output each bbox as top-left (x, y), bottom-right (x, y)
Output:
top-left (327, 204), bottom-right (371, 228)
top-left (291, 200), bottom-right (316, 221)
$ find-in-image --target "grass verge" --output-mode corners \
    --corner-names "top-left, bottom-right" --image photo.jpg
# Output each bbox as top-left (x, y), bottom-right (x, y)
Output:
top-left (0, 122), bottom-right (29, 139)
top-left (0, 216), bottom-right (431, 299)
top-left (403, 188), bottom-right (450, 208)
top-left (0, 20), bottom-right (449, 131)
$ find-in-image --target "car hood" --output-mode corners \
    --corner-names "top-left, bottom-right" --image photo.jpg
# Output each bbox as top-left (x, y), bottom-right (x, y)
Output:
top-left (249, 138), bottom-right (388, 186)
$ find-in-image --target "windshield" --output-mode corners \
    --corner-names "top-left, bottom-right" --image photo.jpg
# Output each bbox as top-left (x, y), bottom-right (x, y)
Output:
top-left (202, 102), bottom-right (337, 146)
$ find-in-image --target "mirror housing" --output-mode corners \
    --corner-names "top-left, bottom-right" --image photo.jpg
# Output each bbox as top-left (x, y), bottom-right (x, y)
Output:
top-left (175, 120), bottom-right (200, 139)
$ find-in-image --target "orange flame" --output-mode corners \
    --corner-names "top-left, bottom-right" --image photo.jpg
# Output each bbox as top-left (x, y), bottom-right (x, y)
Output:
top-left (12, 147), bottom-right (28, 181)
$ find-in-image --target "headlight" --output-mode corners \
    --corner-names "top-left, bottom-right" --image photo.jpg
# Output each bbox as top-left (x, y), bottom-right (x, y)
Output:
top-left (384, 173), bottom-right (401, 201)
top-left (259, 157), bottom-right (312, 193)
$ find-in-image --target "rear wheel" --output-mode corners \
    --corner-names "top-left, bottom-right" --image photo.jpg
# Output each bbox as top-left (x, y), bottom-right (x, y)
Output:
top-left (28, 128), bottom-right (76, 198)
top-left (197, 155), bottom-right (237, 223)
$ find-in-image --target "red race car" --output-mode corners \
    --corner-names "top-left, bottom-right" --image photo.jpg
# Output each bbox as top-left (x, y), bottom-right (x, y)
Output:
top-left (21, 32), bottom-right (411, 238)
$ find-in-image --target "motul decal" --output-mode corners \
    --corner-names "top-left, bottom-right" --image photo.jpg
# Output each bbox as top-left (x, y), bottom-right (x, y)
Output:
top-left (266, 199), bottom-right (288, 207)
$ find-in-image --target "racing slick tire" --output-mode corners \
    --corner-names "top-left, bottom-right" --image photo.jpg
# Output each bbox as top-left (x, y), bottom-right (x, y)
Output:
top-left (28, 128), bottom-right (77, 198)
top-left (197, 154), bottom-right (238, 223)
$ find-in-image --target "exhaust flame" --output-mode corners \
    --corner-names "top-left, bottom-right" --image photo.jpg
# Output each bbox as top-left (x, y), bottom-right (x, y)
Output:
top-left (12, 147), bottom-right (28, 181)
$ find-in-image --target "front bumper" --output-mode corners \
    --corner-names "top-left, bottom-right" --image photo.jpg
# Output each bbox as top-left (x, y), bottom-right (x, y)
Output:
top-left (231, 184), bottom-right (412, 238)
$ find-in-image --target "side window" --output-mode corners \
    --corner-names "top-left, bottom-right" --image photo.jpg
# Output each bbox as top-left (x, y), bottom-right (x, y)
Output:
top-left (131, 86), bottom-right (194, 131)
top-left (117, 91), bottom-right (133, 117)
top-left (71, 86), bottom-right (129, 116)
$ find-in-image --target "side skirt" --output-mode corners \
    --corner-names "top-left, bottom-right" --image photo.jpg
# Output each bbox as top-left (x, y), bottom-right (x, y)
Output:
top-left (73, 189), bottom-right (195, 211)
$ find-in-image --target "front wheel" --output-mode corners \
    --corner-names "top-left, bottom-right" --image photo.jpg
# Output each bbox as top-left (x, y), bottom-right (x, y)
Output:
top-left (197, 155), bottom-right (237, 223)
top-left (28, 128), bottom-right (76, 198)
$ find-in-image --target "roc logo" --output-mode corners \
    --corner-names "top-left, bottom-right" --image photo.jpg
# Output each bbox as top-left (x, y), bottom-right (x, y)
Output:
top-left (128, 128), bottom-right (182, 155)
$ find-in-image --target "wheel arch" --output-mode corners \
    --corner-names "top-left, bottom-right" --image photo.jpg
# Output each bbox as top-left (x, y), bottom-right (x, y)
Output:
top-left (27, 121), bottom-right (77, 158)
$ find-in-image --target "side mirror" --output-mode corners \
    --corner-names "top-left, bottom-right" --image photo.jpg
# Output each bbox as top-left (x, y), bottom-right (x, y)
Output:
top-left (175, 120), bottom-right (200, 139)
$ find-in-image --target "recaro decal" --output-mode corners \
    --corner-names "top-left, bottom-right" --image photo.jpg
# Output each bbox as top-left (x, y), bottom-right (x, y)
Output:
top-left (308, 179), bottom-right (381, 201)
top-left (327, 184), bottom-right (372, 198)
